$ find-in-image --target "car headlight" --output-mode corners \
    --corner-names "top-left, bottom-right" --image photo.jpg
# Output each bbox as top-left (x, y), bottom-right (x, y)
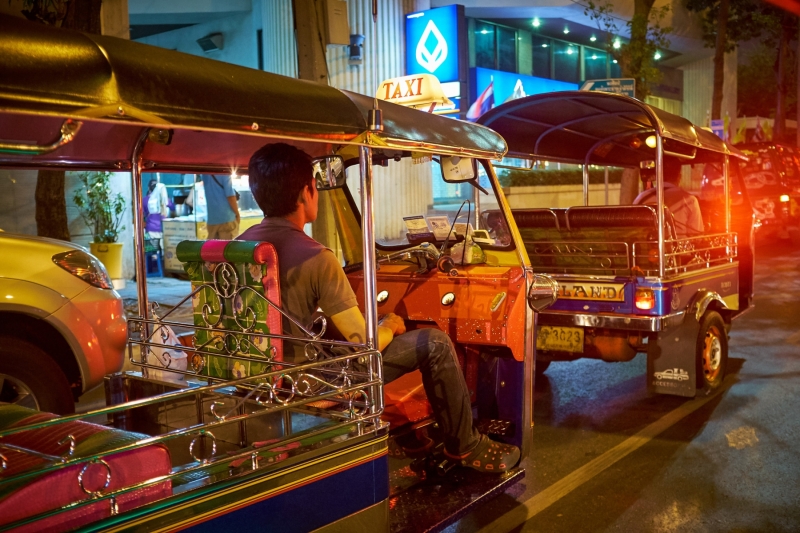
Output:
top-left (52, 250), bottom-right (113, 289)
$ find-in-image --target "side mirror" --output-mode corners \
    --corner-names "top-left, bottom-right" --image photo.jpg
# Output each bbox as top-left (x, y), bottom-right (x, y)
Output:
top-left (312, 155), bottom-right (346, 190)
top-left (527, 274), bottom-right (558, 312)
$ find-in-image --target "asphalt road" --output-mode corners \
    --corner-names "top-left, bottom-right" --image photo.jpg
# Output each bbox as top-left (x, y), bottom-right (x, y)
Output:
top-left (448, 241), bottom-right (800, 533)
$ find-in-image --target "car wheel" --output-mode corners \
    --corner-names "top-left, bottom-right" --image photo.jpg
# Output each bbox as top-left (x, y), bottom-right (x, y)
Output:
top-left (535, 359), bottom-right (551, 377)
top-left (696, 311), bottom-right (728, 392)
top-left (0, 336), bottom-right (75, 414)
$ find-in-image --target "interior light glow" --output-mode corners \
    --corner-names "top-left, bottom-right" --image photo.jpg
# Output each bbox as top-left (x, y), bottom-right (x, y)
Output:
top-left (645, 135), bottom-right (657, 148)
top-left (532, 18), bottom-right (541, 27)
top-left (613, 39), bottom-right (621, 49)
top-left (654, 51), bottom-right (662, 60)
top-left (480, 29), bottom-right (489, 35)
top-left (542, 43), bottom-right (548, 48)
top-left (563, 27), bottom-right (570, 34)
top-left (591, 54), bottom-right (597, 60)
top-left (612, 59), bottom-right (618, 64)
top-left (566, 48), bottom-right (573, 55)
top-left (590, 35), bottom-right (597, 42)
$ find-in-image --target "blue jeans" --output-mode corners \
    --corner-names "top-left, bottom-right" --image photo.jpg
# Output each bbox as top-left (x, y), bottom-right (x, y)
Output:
top-left (380, 328), bottom-right (480, 455)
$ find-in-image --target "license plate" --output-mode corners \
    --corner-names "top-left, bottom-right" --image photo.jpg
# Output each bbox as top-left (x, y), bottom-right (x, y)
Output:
top-left (536, 326), bottom-right (584, 353)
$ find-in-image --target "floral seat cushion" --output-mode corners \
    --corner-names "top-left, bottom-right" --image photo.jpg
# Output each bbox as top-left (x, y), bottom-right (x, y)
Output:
top-left (176, 240), bottom-right (283, 381)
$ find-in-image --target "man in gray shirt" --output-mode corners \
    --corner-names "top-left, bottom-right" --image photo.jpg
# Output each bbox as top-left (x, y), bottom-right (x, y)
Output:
top-left (634, 158), bottom-right (704, 238)
top-left (239, 143), bottom-right (519, 473)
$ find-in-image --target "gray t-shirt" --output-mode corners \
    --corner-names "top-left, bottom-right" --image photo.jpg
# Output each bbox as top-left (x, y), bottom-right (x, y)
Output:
top-left (238, 217), bottom-right (358, 358)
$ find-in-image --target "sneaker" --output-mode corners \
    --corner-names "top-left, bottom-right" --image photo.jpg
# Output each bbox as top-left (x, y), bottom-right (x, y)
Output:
top-left (444, 434), bottom-right (520, 473)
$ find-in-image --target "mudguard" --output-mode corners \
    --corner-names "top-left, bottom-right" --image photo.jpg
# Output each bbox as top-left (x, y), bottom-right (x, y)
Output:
top-left (647, 312), bottom-right (699, 397)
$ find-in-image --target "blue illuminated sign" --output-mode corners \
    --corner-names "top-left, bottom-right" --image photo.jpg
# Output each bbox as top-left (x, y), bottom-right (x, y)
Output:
top-left (406, 5), bottom-right (460, 83)
top-left (472, 67), bottom-right (578, 109)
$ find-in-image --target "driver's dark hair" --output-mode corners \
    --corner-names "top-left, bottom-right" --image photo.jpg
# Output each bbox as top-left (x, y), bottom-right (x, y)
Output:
top-left (248, 143), bottom-right (313, 217)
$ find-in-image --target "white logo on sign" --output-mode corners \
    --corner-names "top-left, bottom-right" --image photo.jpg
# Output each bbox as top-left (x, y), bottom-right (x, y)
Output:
top-left (416, 20), bottom-right (448, 73)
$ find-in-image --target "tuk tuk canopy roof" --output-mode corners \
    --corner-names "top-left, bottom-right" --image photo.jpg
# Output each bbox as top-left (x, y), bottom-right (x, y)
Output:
top-left (0, 15), bottom-right (506, 172)
top-left (477, 91), bottom-right (740, 167)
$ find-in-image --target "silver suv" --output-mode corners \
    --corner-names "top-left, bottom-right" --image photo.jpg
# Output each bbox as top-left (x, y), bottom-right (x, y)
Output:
top-left (0, 233), bottom-right (127, 413)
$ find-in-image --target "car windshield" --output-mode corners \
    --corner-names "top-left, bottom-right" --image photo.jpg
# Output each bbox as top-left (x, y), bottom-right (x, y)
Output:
top-left (343, 156), bottom-right (514, 249)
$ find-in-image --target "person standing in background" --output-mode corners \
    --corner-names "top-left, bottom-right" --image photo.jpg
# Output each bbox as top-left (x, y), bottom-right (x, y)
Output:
top-left (144, 179), bottom-right (171, 237)
top-left (201, 174), bottom-right (240, 239)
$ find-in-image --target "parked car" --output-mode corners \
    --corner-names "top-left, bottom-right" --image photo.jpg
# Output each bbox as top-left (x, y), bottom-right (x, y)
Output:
top-left (735, 142), bottom-right (800, 242)
top-left (0, 232), bottom-right (127, 413)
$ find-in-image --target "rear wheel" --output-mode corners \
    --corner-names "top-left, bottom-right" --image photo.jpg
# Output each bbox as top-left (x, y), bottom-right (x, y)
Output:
top-left (696, 311), bottom-right (727, 392)
top-left (0, 336), bottom-right (75, 414)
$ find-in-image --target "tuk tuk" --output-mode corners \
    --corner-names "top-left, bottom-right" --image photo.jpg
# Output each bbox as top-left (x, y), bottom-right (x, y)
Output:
top-left (0, 16), bottom-right (557, 532)
top-left (479, 91), bottom-right (755, 398)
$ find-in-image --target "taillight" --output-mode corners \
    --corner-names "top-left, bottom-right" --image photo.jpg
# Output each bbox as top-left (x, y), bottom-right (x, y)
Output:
top-left (635, 288), bottom-right (655, 310)
top-left (52, 250), bottom-right (113, 289)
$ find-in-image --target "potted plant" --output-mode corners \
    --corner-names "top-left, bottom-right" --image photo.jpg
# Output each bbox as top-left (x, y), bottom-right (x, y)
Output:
top-left (73, 171), bottom-right (126, 279)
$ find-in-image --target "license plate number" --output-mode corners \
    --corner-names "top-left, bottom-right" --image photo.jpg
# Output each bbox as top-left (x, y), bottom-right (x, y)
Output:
top-left (536, 326), bottom-right (584, 353)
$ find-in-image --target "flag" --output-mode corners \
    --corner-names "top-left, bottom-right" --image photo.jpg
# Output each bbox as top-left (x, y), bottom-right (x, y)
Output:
top-left (754, 118), bottom-right (765, 141)
top-left (723, 112), bottom-right (730, 142)
top-left (466, 79), bottom-right (494, 121)
top-left (504, 79), bottom-right (527, 103)
top-left (732, 117), bottom-right (747, 144)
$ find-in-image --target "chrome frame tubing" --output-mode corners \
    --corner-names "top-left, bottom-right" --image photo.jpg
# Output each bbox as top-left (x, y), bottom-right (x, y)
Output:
top-left (359, 146), bottom-right (383, 418)
top-left (723, 155), bottom-right (730, 233)
top-left (656, 135), bottom-right (666, 278)
top-left (131, 129), bottom-right (151, 376)
top-left (582, 164), bottom-right (589, 206)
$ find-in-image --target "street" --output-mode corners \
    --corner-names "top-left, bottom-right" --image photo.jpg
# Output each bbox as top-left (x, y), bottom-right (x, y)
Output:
top-left (449, 241), bottom-right (800, 532)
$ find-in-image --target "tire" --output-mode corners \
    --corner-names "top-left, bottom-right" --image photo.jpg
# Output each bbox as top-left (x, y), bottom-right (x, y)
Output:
top-left (535, 359), bottom-right (551, 377)
top-left (0, 336), bottom-right (75, 414)
top-left (696, 311), bottom-right (728, 392)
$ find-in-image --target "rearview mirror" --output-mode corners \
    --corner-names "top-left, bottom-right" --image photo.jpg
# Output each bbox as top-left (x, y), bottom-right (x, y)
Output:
top-left (312, 155), bottom-right (346, 190)
top-left (440, 156), bottom-right (475, 183)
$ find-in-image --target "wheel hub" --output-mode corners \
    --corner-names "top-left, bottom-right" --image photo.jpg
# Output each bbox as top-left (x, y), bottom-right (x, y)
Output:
top-left (0, 373), bottom-right (40, 410)
top-left (703, 327), bottom-right (722, 381)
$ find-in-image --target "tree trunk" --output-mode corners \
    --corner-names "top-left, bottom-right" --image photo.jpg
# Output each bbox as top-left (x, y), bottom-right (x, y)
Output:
top-left (33, 0), bottom-right (102, 240)
top-left (774, 14), bottom-right (792, 142)
top-left (35, 170), bottom-right (71, 241)
top-left (292, 0), bottom-right (329, 84)
top-left (628, 0), bottom-right (656, 101)
top-left (711, 0), bottom-right (729, 120)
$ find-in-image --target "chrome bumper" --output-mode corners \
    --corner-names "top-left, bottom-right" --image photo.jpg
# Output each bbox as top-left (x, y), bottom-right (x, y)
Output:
top-left (538, 310), bottom-right (686, 332)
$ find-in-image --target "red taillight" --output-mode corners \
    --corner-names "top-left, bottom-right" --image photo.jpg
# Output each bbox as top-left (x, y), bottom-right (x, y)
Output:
top-left (635, 288), bottom-right (655, 310)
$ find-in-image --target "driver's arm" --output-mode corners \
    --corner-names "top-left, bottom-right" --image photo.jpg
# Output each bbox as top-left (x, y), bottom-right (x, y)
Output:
top-left (330, 307), bottom-right (405, 351)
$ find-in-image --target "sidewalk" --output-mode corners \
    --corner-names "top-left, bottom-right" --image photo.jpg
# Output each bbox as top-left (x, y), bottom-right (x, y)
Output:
top-left (117, 276), bottom-right (193, 321)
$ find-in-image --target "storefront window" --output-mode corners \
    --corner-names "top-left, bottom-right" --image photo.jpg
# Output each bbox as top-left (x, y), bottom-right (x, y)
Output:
top-left (475, 21), bottom-right (496, 69)
top-left (498, 26), bottom-right (517, 72)
top-left (531, 36), bottom-right (551, 78)
top-left (610, 58), bottom-right (621, 78)
top-left (584, 47), bottom-right (607, 80)
top-left (553, 42), bottom-right (579, 83)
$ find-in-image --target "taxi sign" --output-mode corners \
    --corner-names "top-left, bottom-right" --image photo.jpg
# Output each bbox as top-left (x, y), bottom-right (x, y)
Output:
top-left (377, 73), bottom-right (453, 113)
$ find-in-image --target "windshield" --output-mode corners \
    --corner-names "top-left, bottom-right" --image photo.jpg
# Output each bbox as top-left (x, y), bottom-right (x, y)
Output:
top-left (343, 157), bottom-right (514, 249)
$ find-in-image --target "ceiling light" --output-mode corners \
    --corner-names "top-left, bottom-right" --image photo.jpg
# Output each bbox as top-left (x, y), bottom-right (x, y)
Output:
top-left (592, 54), bottom-right (597, 60)
top-left (590, 35), bottom-right (597, 42)
top-left (612, 59), bottom-right (618, 63)
top-left (654, 51), bottom-right (662, 60)
top-left (480, 29), bottom-right (489, 35)
top-left (532, 18), bottom-right (541, 27)
top-left (542, 43), bottom-right (548, 48)
top-left (613, 39), bottom-right (621, 49)
top-left (563, 27), bottom-right (570, 34)
top-left (566, 48), bottom-right (573, 55)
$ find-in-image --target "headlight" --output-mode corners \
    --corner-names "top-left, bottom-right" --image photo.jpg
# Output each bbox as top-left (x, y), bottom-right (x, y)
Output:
top-left (52, 250), bottom-right (113, 289)
top-left (780, 194), bottom-right (790, 202)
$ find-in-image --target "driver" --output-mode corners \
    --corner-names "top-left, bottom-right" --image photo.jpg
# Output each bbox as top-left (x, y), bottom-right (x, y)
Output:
top-left (634, 157), bottom-right (704, 238)
top-left (238, 143), bottom-right (520, 473)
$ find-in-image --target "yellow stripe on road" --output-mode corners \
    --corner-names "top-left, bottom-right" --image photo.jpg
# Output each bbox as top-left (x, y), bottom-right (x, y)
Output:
top-left (478, 377), bottom-right (736, 533)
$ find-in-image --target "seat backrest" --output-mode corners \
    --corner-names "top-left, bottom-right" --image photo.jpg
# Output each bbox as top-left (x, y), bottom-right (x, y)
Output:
top-left (176, 240), bottom-right (282, 381)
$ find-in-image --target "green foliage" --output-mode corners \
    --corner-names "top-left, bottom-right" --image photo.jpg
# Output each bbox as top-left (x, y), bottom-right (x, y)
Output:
top-left (498, 168), bottom-right (624, 188)
top-left (685, 0), bottom-right (783, 52)
top-left (738, 45), bottom-right (797, 119)
top-left (584, 0), bottom-right (671, 101)
top-left (72, 171), bottom-right (126, 243)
